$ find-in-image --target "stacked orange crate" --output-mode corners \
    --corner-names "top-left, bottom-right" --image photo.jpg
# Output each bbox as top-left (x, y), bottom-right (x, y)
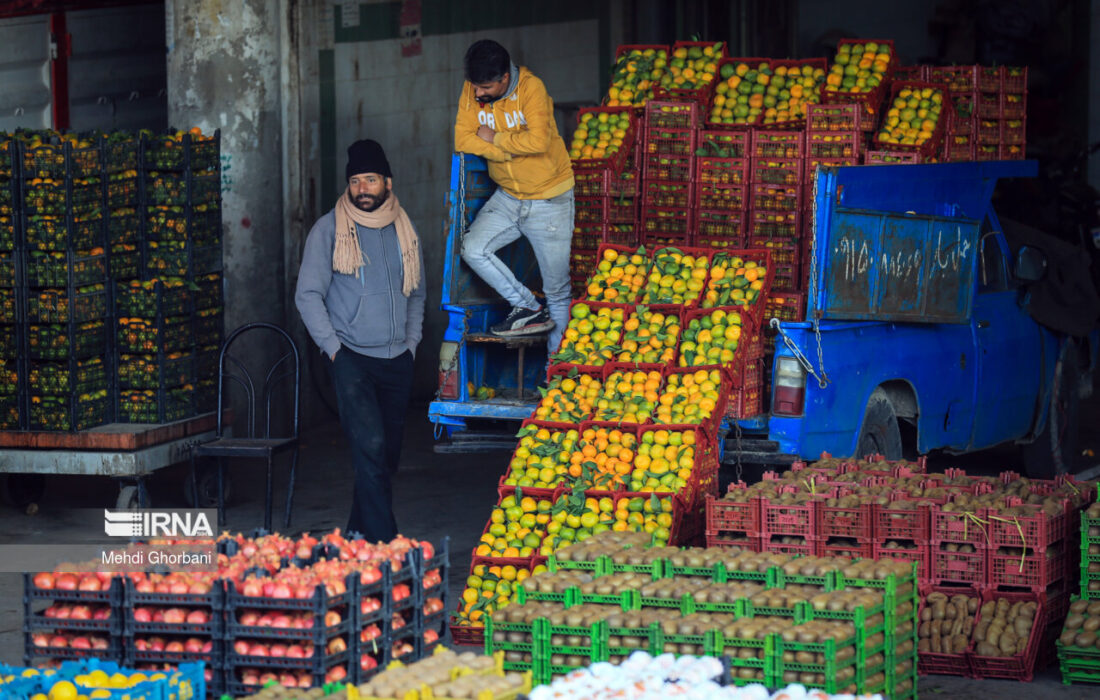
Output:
top-left (639, 100), bottom-right (700, 247)
top-left (929, 66), bottom-right (978, 162)
top-left (748, 130), bottom-right (804, 292)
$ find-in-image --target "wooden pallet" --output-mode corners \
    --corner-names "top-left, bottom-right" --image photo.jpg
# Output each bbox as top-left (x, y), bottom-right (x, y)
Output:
top-left (0, 411), bottom-right (231, 451)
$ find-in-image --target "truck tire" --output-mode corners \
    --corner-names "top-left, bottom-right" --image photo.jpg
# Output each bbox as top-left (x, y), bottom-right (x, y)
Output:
top-left (856, 390), bottom-right (903, 459)
top-left (1022, 339), bottom-right (1080, 478)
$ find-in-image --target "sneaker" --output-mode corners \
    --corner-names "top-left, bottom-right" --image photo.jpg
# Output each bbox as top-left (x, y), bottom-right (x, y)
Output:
top-left (490, 305), bottom-right (554, 337)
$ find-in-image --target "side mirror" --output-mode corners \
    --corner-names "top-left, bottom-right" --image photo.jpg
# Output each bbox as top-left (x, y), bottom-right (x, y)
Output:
top-left (1014, 245), bottom-right (1047, 282)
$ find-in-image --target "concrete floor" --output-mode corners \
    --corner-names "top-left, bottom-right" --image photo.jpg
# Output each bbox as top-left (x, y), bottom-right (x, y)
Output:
top-left (0, 401), bottom-right (1097, 699)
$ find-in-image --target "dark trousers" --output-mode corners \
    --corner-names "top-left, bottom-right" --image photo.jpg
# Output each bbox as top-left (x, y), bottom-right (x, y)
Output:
top-left (328, 347), bottom-right (414, 543)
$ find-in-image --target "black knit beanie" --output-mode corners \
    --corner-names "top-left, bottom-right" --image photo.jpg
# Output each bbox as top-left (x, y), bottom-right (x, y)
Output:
top-left (346, 139), bottom-right (392, 180)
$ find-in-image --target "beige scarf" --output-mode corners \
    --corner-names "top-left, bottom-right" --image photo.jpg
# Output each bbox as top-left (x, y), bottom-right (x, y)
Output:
top-left (333, 187), bottom-right (421, 296)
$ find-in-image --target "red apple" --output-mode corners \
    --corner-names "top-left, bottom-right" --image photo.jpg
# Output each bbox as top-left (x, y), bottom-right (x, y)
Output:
top-left (78, 576), bottom-right (101, 592)
top-left (296, 672), bottom-right (311, 688)
top-left (360, 655), bottom-right (378, 671)
top-left (135, 639), bottom-right (149, 651)
top-left (149, 637), bottom-right (166, 652)
top-left (326, 637), bottom-right (347, 654)
top-left (93, 607), bottom-right (111, 620)
top-left (271, 614), bottom-right (292, 628)
top-left (133, 607), bottom-right (153, 623)
top-left (324, 610), bottom-right (341, 627)
top-left (69, 606), bottom-right (91, 620)
top-left (258, 672), bottom-right (277, 685)
top-left (269, 643), bottom-right (287, 658)
top-left (32, 633), bottom-right (50, 647)
top-left (136, 579), bottom-right (155, 593)
top-left (241, 670), bottom-right (260, 686)
top-left (185, 609), bottom-right (208, 625)
top-left (165, 641), bottom-right (184, 653)
top-left (33, 572), bottom-right (55, 590)
top-left (238, 610), bottom-right (260, 626)
top-left (248, 643), bottom-right (268, 657)
top-left (286, 644), bottom-right (305, 659)
top-left (325, 666), bottom-right (347, 683)
top-left (279, 673), bottom-right (297, 688)
top-left (55, 574), bottom-right (78, 590)
top-left (184, 638), bottom-right (204, 653)
top-left (91, 637), bottom-right (109, 650)
top-left (70, 636), bottom-right (92, 650)
top-left (202, 639), bottom-right (213, 653)
top-left (234, 640), bottom-right (250, 655)
top-left (49, 635), bottom-right (68, 648)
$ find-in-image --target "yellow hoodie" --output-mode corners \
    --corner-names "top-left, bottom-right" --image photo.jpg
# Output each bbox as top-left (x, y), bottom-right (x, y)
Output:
top-left (454, 66), bottom-right (574, 200)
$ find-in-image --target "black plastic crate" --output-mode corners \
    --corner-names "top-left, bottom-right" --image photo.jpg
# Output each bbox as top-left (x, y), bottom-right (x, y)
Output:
top-left (20, 138), bottom-right (102, 180)
top-left (125, 580), bottom-right (225, 638)
top-left (107, 175), bottom-right (139, 209)
top-left (27, 319), bottom-right (107, 360)
top-left (25, 585), bottom-right (122, 636)
top-left (0, 139), bottom-right (14, 178)
top-left (22, 180), bottom-right (102, 218)
top-left (125, 638), bottom-right (224, 673)
top-left (0, 213), bottom-right (16, 249)
top-left (24, 631), bottom-right (124, 667)
top-left (0, 176), bottom-right (13, 215)
top-left (194, 346), bottom-right (219, 377)
top-left (145, 206), bottom-right (189, 241)
top-left (145, 172), bottom-right (186, 206)
top-left (23, 571), bottom-right (126, 605)
top-left (25, 249), bottom-right (107, 288)
top-left (191, 205), bottom-right (222, 244)
top-left (190, 174), bottom-right (220, 207)
top-left (28, 388), bottom-right (110, 431)
top-left (0, 323), bottom-right (19, 358)
top-left (195, 307), bottom-right (223, 347)
top-left (117, 314), bottom-right (193, 353)
top-left (23, 214), bottom-right (104, 251)
top-left (0, 356), bottom-right (19, 391)
top-left (194, 273), bottom-right (223, 310)
top-left (109, 243), bottom-right (141, 280)
top-left (107, 210), bottom-right (141, 246)
top-left (117, 386), bottom-right (194, 424)
top-left (0, 248), bottom-right (17, 287)
top-left (28, 356), bottom-right (108, 395)
top-left (141, 130), bottom-right (220, 173)
top-left (194, 378), bottom-right (217, 414)
top-left (0, 392), bottom-right (22, 429)
top-left (118, 351), bottom-right (195, 390)
top-left (116, 279), bottom-right (191, 317)
top-left (103, 133), bottom-right (139, 173)
top-left (0, 286), bottom-right (18, 322)
top-left (145, 241), bottom-right (222, 277)
top-left (26, 284), bottom-right (108, 323)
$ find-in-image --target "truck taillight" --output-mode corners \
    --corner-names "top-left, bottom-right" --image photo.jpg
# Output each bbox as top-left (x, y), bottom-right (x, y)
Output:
top-left (772, 356), bottom-right (806, 416)
top-left (438, 342), bottom-right (459, 399)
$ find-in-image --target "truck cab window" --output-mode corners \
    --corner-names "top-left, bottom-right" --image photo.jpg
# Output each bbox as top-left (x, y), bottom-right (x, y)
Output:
top-left (979, 219), bottom-right (1007, 292)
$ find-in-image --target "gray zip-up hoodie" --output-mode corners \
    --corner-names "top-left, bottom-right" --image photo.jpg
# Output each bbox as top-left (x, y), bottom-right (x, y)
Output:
top-left (295, 209), bottom-right (426, 360)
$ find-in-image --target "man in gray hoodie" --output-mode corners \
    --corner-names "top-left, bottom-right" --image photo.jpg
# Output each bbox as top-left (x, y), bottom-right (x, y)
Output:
top-left (295, 139), bottom-right (426, 543)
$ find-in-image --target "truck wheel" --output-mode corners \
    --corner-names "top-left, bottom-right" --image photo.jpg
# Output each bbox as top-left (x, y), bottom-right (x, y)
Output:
top-left (856, 390), bottom-right (903, 459)
top-left (1022, 339), bottom-right (1080, 478)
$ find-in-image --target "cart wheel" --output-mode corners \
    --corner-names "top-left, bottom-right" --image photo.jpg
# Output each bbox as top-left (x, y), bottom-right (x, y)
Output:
top-left (184, 467), bottom-right (232, 507)
top-left (116, 485), bottom-right (141, 510)
top-left (856, 389), bottom-right (903, 460)
top-left (2, 474), bottom-right (46, 508)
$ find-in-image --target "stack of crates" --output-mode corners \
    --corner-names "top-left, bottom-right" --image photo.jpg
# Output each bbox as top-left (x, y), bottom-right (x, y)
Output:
top-left (927, 66), bottom-right (978, 163)
top-left (639, 101), bottom-right (698, 247)
top-left (748, 130), bottom-right (805, 292)
top-left (114, 279), bottom-right (195, 422)
top-left (103, 132), bottom-right (142, 281)
top-left (569, 107), bottom-right (640, 297)
top-left (136, 130), bottom-right (224, 420)
top-left (20, 135), bottom-right (111, 431)
top-left (1058, 487), bottom-right (1100, 684)
top-left (973, 66), bottom-right (1027, 161)
top-left (0, 137), bottom-right (20, 428)
top-left (692, 130), bottom-right (749, 249)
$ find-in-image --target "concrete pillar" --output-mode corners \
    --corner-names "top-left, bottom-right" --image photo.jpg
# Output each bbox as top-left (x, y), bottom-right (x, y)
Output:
top-left (165, 0), bottom-right (288, 429)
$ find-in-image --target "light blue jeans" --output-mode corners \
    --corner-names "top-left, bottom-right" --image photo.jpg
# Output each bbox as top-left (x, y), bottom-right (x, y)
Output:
top-left (461, 187), bottom-right (574, 353)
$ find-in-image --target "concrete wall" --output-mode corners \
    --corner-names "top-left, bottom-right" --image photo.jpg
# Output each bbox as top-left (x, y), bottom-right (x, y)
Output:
top-left (286, 1), bottom-right (611, 422)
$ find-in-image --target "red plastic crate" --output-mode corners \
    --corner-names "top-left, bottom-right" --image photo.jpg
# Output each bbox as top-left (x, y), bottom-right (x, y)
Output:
top-left (748, 208), bottom-right (801, 240)
top-left (642, 179), bottom-right (693, 208)
top-left (822, 39), bottom-right (896, 126)
top-left (1001, 119), bottom-right (1025, 145)
top-left (944, 135), bottom-right (975, 163)
top-left (695, 233), bottom-right (746, 250)
top-left (696, 130), bottom-right (750, 159)
top-left (642, 232), bottom-right (693, 248)
top-left (571, 248), bottom-right (597, 276)
top-left (695, 181), bottom-right (746, 211)
top-left (864, 150), bottom-right (920, 165)
top-left (570, 106), bottom-right (639, 174)
top-left (931, 503), bottom-right (992, 546)
top-left (760, 487), bottom-right (818, 539)
top-left (643, 126), bottom-right (696, 155)
top-left (772, 264), bottom-right (802, 292)
top-left (946, 94), bottom-right (975, 135)
top-left (751, 183), bottom-right (802, 212)
top-left (653, 41), bottom-right (728, 105)
top-left (806, 131), bottom-right (862, 159)
top-left (873, 81), bottom-right (949, 159)
top-left (706, 529), bottom-right (758, 549)
top-left (806, 103), bottom-right (863, 133)
top-left (640, 205), bottom-right (691, 235)
top-left (706, 483), bottom-right (761, 536)
top-left (1001, 92), bottom-right (1026, 119)
top-left (821, 537), bottom-right (874, 559)
top-left (999, 144), bottom-right (1025, 160)
top-left (705, 57), bottom-right (773, 128)
top-left (976, 91), bottom-right (1000, 119)
top-left (975, 144), bottom-right (999, 161)
top-left (892, 65), bottom-right (926, 82)
top-left (988, 500), bottom-right (1068, 550)
top-left (573, 222), bottom-right (603, 250)
top-left (873, 542), bottom-right (930, 582)
top-left (731, 358), bottom-right (766, 418)
top-left (1002, 66), bottom-right (1028, 93)
top-left (758, 534), bottom-right (819, 557)
top-left (575, 196), bottom-right (609, 225)
top-left (644, 100), bottom-right (701, 130)
top-left (916, 582), bottom-right (981, 677)
top-left (609, 170), bottom-right (640, 198)
top-left (748, 157), bottom-right (800, 186)
top-left (574, 168), bottom-right (609, 197)
top-left (928, 65), bottom-right (978, 92)
top-left (977, 66), bottom-right (1001, 92)
top-left (988, 546), bottom-right (1067, 591)
top-left (930, 543), bottom-right (986, 586)
top-left (976, 119), bottom-right (1000, 145)
top-left (693, 208), bottom-right (745, 240)
top-left (751, 130), bottom-right (805, 160)
top-left (968, 590), bottom-right (1046, 681)
top-left (763, 291), bottom-right (805, 322)
top-left (818, 495), bottom-right (874, 539)
top-left (747, 238), bottom-right (800, 270)
top-left (874, 494), bottom-right (933, 541)
top-left (643, 153), bottom-right (694, 182)
top-left (695, 156), bottom-right (749, 186)
top-left (755, 58), bottom-right (828, 130)
top-left (806, 157), bottom-right (859, 178)
top-left (602, 223), bottom-right (639, 246)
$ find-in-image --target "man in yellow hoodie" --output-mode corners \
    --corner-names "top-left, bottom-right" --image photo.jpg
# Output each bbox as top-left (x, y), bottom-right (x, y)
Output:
top-left (455, 39), bottom-right (574, 353)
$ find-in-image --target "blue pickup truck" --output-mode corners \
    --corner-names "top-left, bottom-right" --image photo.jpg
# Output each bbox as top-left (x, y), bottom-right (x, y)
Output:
top-left (429, 155), bottom-right (1098, 476)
